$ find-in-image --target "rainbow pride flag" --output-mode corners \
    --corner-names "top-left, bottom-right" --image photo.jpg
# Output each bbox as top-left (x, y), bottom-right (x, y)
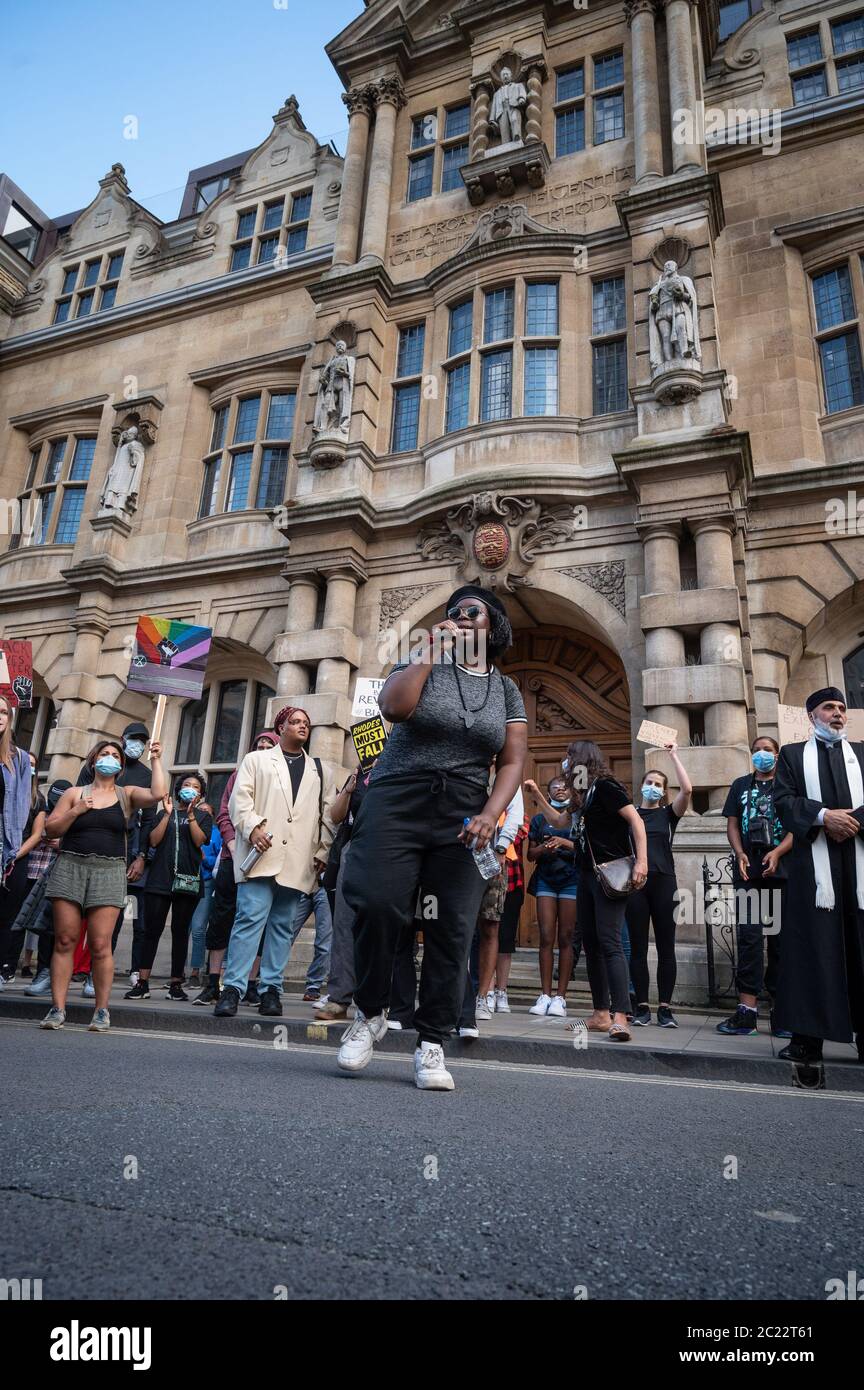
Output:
top-left (127, 615), bottom-right (213, 700)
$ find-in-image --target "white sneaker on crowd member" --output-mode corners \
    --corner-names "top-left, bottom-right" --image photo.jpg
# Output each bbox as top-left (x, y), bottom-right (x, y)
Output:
top-left (0, 976), bottom-right (5, 991)
top-left (485, 991), bottom-right (496, 1015)
top-left (88, 1008), bottom-right (111, 1033)
top-left (128, 971), bottom-right (140, 988)
top-left (414, 1043), bottom-right (455, 1091)
top-left (529, 993), bottom-right (553, 1016)
top-left (337, 1011), bottom-right (389, 1073)
top-left (475, 994), bottom-right (492, 1021)
top-left (82, 975), bottom-right (95, 998)
top-left (25, 969), bottom-right (52, 996)
top-left (458, 1024), bottom-right (479, 1038)
top-left (494, 989), bottom-right (510, 1013)
top-left (40, 1007), bottom-right (66, 1029)
top-left (387, 1019), bottom-right (403, 1031)
top-left (547, 996), bottom-right (567, 1018)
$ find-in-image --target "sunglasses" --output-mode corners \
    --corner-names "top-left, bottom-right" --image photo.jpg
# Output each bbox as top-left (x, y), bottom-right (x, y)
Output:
top-left (447, 605), bottom-right (486, 621)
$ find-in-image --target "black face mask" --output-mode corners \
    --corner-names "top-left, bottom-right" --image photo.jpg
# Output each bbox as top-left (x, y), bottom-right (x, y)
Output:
top-left (47, 781), bottom-right (72, 812)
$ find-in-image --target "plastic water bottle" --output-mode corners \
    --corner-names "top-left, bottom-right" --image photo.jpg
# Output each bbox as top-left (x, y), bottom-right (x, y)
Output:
top-left (463, 818), bottom-right (501, 880)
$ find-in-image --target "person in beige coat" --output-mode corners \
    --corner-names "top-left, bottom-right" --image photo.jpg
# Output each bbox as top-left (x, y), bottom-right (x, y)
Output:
top-left (215, 705), bottom-right (339, 1018)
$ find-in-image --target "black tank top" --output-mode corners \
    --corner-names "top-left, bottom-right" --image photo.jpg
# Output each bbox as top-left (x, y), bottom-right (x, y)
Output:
top-left (62, 796), bottom-right (126, 859)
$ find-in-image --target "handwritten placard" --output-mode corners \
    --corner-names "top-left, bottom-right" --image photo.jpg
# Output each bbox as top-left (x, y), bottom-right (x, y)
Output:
top-left (0, 639), bottom-right (33, 708)
top-left (636, 718), bottom-right (678, 748)
top-left (777, 703), bottom-right (864, 744)
top-left (351, 677), bottom-right (385, 720)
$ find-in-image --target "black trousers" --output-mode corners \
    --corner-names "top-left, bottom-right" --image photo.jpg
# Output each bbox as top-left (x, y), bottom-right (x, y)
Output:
top-left (499, 885), bottom-right (524, 954)
top-left (389, 923), bottom-right (419, 1027)
top-left (579, 872), bottom-right (631, 1016)
top-left (111, 885), bottom-right (147, 972)
top-left (734, 878), bottom-right (784, 998)
top-left (0, 859), bottom-right (33, 972)
top-left (625, 872), bottom-right (679, 1004)
top-left (343, 772), bottom-right (489, 1046)
top-left (140, 892), bottom-right (200, 977)
top-left (205, 858), bottom-right (238, 952)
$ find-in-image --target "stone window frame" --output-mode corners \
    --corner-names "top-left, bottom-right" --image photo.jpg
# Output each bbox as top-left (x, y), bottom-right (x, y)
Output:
top-left (390, 322), bottom-right (427, 453)
top-left (172, 676), bottom-right (276, 812)
top-left (717, 0), bottom-right (763, 44)
top-left (53, 247), bottom-right (125, 324)
top-left (405, 100), bottom-right (472, 203)
top-left (197, 383), bottom-right (298, 519)
top-left (808, 253), bottom-right (864, 416)
top-left (785, 9), bottom-right (864, 106)
top-left (8, 430), bottom-right (97, 551)
top-left (553, 45), bottom-right (626, 159)
top-left (229, 189), bottom-right (313, 272)
top-left (590, 272), bottom-right (630, 416)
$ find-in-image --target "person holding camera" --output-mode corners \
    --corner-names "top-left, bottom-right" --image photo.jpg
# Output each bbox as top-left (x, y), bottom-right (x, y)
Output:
top-left (524, 775), bottom-right (580, 1018)
top-left (717, 735), bottom-right (793, 1037)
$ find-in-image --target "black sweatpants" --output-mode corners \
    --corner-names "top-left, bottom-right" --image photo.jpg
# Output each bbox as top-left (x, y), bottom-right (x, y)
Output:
top-left (0, 859), bottom-right (34, 973)
top-left (342, 772), bottom-right (489, 1046)
top-left (205, 858), bottom-right (238, 951)
top-left (579, 871), bottom-right (631, 1016)
top-left (111, 885), bottom-right (147, 973)
top-left (625, 872), bottom-right (679, 1004)
top-left (734, 878), bottom-right (784, 999)
top-left (141, 892), bottom-right (200, 977)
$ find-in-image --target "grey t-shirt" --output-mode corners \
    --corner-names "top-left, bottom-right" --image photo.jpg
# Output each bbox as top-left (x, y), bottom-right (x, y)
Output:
top-left (371, 658), bottom-right (527, 788)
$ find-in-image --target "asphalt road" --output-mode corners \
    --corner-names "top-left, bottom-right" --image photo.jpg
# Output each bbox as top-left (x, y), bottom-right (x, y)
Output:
top-left (2, 1016), bottom-right (862, 1301)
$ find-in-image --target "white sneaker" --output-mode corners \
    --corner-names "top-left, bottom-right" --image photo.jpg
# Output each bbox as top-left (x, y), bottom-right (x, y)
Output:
top-left (529, 993), bottom-right (553, 1016)
top-left (82, 975), bottom-right (95, 998)
top-left (414, 1044), bottom-right (454, 1091)
top-left (128, 971), bottom-right (140, 988)
top-left (494, 989), bottom-right (510, 1013)
top-left (475, 993), bottom-right (492, 1021)
top-left (547, 996), bottom-right (567, 1018)
top-left (387, 1019), bottom-right (403, 1031)
top-left (88, 1008), bottom-right (111, 1033)
top-left (40, 1007), bottom-right (66, 1029)
top-left (458, 1024), bottom-right (479, 1038)
top-left (337, 1011), bottom-right (388, 1073)
top-left (0, 975), bottom-right (5, 991)
top-left (26, 969), bottom-right (52, 996)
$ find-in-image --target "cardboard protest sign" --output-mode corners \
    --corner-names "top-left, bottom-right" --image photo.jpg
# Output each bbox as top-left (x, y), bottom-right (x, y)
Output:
top-left (127, 615), bottom-right (213, 700)
top-left (636, 718), bottom-right (678, 748)
top-left (777, 702), bottom-right (864, 744)
top-left (0, 638), bottom-right (33, 708)
top-left (352, 677), bottom-right (386, 719)
top-left (351, 715), bottom-right (388, 769)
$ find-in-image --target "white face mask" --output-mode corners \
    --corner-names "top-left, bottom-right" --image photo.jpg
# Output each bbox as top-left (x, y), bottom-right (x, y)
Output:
top-left (813, 718), bottom-right (846, 743)
top-left (561, 758), bottom-right (570, 773)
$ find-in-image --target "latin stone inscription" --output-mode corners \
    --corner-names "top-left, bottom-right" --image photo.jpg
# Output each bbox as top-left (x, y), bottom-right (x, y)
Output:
top-left (389, 167), bottom-right (634, 267)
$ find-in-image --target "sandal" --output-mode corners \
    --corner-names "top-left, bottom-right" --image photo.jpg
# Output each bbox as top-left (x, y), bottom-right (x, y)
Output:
top-left (608, 1023), bottom-right (631, 1042)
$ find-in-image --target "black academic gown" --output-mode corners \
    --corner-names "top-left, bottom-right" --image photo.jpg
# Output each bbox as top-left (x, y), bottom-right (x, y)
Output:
top-left (773, 738), bottom-right (864, 1043)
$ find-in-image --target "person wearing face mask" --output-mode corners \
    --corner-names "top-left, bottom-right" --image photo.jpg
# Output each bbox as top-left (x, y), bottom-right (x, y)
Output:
top-left (41, 738), bottom-right (167, 1032)
top-left (524, 776), bottom-right (580, 1018)
top-left (126, 774), bottom-right (213, 1002)
top-left (625, 743), bottom-right (692, 1028)
top-left (717, 735), bottom-right (793, 1038)
top-left (772, 689), bottom-right (864, 1066)
top-left (76, 719), bottom-right (155, 985)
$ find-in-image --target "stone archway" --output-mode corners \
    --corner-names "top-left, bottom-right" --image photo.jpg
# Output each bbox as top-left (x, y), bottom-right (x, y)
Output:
top-left (501, 624), bottom-right (632, 945)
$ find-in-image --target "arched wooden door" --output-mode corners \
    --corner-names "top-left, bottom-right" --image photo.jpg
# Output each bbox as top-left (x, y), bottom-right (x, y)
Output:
top-left (501, 625), bottom-right (632, 946)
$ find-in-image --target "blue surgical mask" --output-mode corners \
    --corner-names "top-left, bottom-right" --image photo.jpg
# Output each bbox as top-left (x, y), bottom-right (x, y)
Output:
top-left (752, 750), bottom-right (776, 772)
top-left (641, 783), bottom-right (663, 803)
top-left (813, 719), bottom-right (846, 744)
top-left (549, 798), bottom-right (569, 809)
top-left (178, 787), bottom-right (198, 804)
top-left (95, 756), bottom-right (122, 777)
top-left (561, 758), bottom-right (570, 773)
top-left (124, 739), bottom-right (145, 760)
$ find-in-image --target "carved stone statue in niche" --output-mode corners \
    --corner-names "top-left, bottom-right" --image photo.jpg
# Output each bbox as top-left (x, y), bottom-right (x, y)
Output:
top-left (489, 67), bottom-right (527, 146)
top-left (648, 260), bottom-right (701, 370)
top-left (313, 340), bottom-right (355, 437)
top-left (99, 426), bottom-right (146, 515)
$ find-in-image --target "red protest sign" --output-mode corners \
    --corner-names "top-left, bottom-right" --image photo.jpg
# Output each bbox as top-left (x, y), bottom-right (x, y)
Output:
top-left (0, 639), bottom-right (33, 708)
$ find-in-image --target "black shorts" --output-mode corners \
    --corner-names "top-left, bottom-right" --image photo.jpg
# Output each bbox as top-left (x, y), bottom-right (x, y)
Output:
top-left (205, 858), bottom-right (238, 951)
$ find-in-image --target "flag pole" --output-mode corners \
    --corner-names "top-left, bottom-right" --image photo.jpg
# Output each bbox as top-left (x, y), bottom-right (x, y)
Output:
top-left (151, 693), bottom-right (167, 746)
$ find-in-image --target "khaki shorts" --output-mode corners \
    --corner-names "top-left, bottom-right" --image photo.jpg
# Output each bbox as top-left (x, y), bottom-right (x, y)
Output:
top-left (46, 852), bottom-right (128, 912)
top-left (478, 867), bottom-right (507, 922)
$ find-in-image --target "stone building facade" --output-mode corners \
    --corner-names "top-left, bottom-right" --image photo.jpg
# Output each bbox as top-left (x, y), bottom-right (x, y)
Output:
top-left (2, 0), bottom-right (864, 971)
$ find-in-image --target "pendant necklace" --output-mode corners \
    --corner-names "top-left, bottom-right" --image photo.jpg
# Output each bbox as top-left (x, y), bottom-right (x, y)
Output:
top-left (453, 660), bottom-right (493, 728)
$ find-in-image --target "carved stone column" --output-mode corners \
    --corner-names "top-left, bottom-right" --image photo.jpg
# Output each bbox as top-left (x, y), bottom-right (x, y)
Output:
top-left (274, 577), bottom-right (319, 708)
top-left (626, 0), bottom-right (663, 183)
top-left (359, 76), bottom-right (406, 265)
top-left (663, 0), bottom-right (703, 173)
top-left (641, 523), bottom-right (690, 740)
top-left (693, 518), bottom-right (748, 808)
top-left (470, 79), bottom-right (492, 161)
top-left (524, 61), bottom-right (547, 145)
top-left (333, 86), bottom-right (374, 268)
top-left (311, 568), bottom-right (361, 762)
top-left (49, 609), bottom-right (112, 779)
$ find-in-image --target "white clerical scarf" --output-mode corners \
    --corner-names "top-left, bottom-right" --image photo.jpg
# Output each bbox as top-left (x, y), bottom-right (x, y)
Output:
top-left (802, 734), bottom-right (864, 910)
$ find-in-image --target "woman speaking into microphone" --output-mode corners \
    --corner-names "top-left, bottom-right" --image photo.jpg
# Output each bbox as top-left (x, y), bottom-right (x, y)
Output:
top-left (339, 585), bottom-right (527, 1091)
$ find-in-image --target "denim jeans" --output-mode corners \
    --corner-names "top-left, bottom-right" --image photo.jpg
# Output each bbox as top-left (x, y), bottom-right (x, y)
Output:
top-left (288, 884), bottom-right (332, 991)
top-left (188, 877), bottom-right (214, 971)
top-left (222, 877), bottom-right (304, 995)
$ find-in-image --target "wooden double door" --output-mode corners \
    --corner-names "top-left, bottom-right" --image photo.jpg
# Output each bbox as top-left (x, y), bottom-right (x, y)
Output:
top-left (501, 625), bottom-right (632, 947)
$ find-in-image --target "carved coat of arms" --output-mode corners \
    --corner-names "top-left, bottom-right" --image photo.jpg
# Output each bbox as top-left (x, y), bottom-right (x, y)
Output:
top-left (417, 492), bottom-right (579, 592)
